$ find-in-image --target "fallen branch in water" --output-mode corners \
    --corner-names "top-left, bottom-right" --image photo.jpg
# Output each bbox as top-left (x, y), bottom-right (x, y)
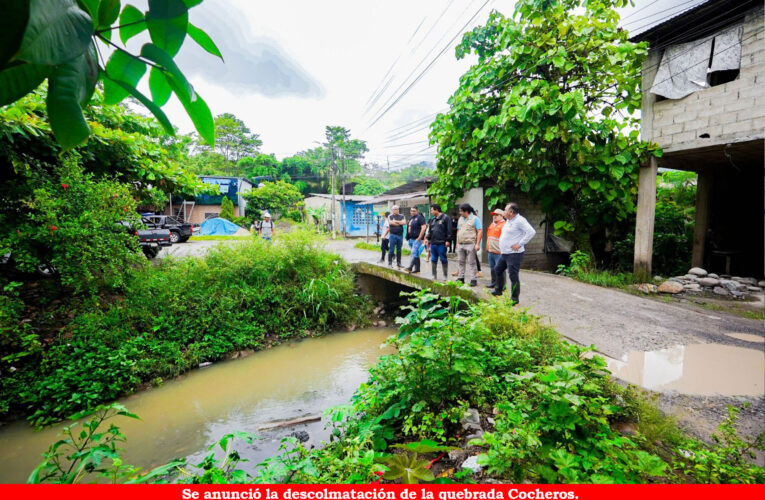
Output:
top-left (257, 414), bottom-right (321, 431)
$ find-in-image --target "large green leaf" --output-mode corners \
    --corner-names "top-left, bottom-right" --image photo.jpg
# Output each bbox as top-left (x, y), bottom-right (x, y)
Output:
top-left (0, 0), bottom-right (30, 68)
top-left (187, 23), bottom-right (223, 60)
top-left (148, 67), bottom-right (172, 106)
top-left (47, 53), bottom-right (94, 150)
top-left (146, 12), bottom-right (188, 57)
top-left (169, 77), bottom-right (214, 147)
top-left (118, 5), bottom-right (146, 45)
top-left (108, 77), bottom-right (175, 135)
top-left (18, 0), bottom-right (94, 66)
top-left (97, 0), bottom-right (121, 30)
top-left (77, 0), bottom-right (100, 20)
top-left (139, 43), bottom-right (192, 98)
top-left (0, 62), bottom-right (51, 106)
top-left (103, 50), bottom-right (147, 105)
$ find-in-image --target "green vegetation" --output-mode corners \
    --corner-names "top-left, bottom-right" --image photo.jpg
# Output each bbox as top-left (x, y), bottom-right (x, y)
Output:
top-left (430, 0), bottom-right (661, 251)
top-left (219, 196), bottom-right (235, 222)
top-left (1, 0), bottom-right (219, 149)
top-left (0, 231), bottom-right (368, 426)
top-left (558, 251), bottom-right (636, 288)
top-left (30, 291), bottom-right (764, 484)
top-left (355, 241), bottom-right (411, 256)
top-left (242, 180), bottom-right (304, 221)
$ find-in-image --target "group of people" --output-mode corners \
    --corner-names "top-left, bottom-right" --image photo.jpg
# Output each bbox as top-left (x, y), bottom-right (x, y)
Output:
top-left (378, 202), bottom-right (536, 305)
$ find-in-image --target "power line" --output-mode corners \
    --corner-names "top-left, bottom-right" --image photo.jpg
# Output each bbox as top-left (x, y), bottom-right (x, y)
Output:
top-left (367, 0), bottom-right (494, 129)
top-left (366, 0), bottom-right (488, 126)
top-left (620, 0), bottom-right (660, 23)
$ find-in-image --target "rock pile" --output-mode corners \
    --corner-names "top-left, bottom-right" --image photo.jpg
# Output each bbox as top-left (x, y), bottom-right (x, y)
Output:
top-left (644, 267), bottom-right (764, 299)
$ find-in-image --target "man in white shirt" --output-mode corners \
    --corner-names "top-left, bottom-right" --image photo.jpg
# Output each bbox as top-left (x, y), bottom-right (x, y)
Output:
top-left (491, 202), bottom-right (536, 305)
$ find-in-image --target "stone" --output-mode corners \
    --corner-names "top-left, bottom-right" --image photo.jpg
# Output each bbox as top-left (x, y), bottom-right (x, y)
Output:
top-left (736, 277), bottom-right (758, 286)
top-left (373, 306), bottom-right (382, 315)
top-left (747, 286), bottom-right (762, 292)
top-left (683, 274), bottom-right (699, 281)
top-left (466, 431), bottom-right (484, 442)
top-left (461, 455), bottom-right (483, 474)
top-left (688, 267), bottom-right (708, 277)
top-left (653, 276), bottom-right (664, 282)
top-left (461, 408), bottom-right (482, 433)
top-left (448, 449), bottom-right (468, 463)
top-left (721, 280), bottom-right (746, 292)
top-left (713, 287), bottom-right (729, 296)
top-left (487, 417), bottom-right (496, 426)
top-left (707, 273), bottom-right (719, 279)
top-left (376, 320), bottom-right (387, 327)
top-left (759, 281), bottom-right (765, 288)
top-left (669, 277), bottom-right (684, 283)
top-left (289, 430), bottom-right (310, 443)
top-left (658, 281), bottom-right (684, 294)
top-left (615, 422), bottom-right (638, 436)
top-left (637, 283), bottom-right (658, 294)
top-left (731, 291), bottom-right (744, 299)
top-left (698, 277), bottom-right (720, 287)
top-left (683, 284), bottom-right (701, 291)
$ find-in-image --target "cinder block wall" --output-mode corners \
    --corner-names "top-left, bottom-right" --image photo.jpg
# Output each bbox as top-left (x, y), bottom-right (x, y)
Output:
top-left (649, 5), bottom-right (765, 152)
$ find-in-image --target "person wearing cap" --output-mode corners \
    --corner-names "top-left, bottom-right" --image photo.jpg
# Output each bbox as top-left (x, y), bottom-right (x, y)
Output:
top-left (492, 202), bottom-right (536, 304)
top-left (455, 203), bottom-right (482, 287)
top-left (259, 212), bottom-right (275, 242)
top-left (485, 208), bottom-right (507, 289)
top-left (378, 212), bottom-right (390, 263)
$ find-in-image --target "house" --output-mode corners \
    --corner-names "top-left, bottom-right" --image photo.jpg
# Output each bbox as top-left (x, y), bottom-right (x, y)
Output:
top-left (358, 178), bottom-right (568, 270)
top-left (631, 0), bottom-right (764, 278)
top-left (166, 176), bottom-right (253, 224)
top-left (303, 193), bottom-right (376, 237)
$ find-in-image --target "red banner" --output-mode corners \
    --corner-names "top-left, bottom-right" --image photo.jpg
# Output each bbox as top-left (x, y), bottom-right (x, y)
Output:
top-left (0, 484), bottom-right (763, 500)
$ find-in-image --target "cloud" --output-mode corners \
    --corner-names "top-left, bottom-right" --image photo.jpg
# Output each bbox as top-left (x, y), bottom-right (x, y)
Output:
top-left (175, 2), bottom-right (325, 99)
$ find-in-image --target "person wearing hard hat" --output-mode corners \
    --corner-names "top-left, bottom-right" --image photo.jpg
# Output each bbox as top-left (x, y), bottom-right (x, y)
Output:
top-left (259, 212), bottom-right (275, 242)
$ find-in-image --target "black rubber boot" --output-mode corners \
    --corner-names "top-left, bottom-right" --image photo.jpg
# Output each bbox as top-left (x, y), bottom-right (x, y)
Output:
top-left (431, 262), bottom-right (438, 280)
top-left (486, 269), bottom-right (497, 289)
top-left (412, 257), bottom-right (420, 273)
top-left (441, 262), bottom-right (448, 281)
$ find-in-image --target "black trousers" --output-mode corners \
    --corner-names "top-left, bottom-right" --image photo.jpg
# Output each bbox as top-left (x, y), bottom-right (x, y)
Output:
top-left (493, 252), bottom-right (524, 302)
top-left (380, 238), bottom-right (389, 260)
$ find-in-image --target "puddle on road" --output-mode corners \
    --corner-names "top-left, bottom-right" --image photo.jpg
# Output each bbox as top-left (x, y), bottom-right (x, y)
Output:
top-left (603, 344), bottom-right (765, 397)
top-left (725, 333), bottom-right (765, 344)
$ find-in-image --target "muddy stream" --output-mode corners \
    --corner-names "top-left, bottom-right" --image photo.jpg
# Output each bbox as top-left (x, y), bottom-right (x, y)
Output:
top-left (0, 328), bottom-right (394, 483)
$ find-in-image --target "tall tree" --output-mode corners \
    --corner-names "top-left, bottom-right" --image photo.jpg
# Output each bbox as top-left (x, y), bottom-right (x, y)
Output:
top-left (430, 0), bottom-right (661, 247)
top-left (195, 113), bottom-right (262, 162)
top-left (323, 126), bottom-right (367, 236)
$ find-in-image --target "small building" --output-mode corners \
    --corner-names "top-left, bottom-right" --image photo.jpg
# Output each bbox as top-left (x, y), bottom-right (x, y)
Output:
top-left (303, 193), bottom-right (376, 237)
top-left (631, 0), bottom-right (764, 278)
top-left (359, 178), bottom-right (568, 270)
top-left (167, 176), bottom-right (253, 224)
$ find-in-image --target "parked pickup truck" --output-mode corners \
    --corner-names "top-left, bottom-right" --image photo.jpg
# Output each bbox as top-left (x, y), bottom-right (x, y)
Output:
top-left (144, 215), bottom-right (195, 243)
top-left (119, 219), bottom-right (172, 259)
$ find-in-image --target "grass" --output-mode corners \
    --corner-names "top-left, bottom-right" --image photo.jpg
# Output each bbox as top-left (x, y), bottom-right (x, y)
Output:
top-left (354, 241), bottom-right (411, 255)
top-left (566, 269), bottom-right (637, 288)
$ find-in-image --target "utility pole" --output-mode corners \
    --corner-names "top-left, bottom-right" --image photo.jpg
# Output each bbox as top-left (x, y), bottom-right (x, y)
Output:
top-left (340, 151), bottom-right (347, 237)
top-left (330, 146), bottom-right (337, 240)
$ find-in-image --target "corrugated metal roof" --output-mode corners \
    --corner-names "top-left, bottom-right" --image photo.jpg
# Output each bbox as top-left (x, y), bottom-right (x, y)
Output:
top-left (306, 193), bottom-right (375, 202)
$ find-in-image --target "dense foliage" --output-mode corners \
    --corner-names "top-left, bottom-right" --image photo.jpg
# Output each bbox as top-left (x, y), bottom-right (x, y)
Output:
top-left (430, 0), bottom-right (661, 247)
top-left (1, 0), bottom-right (219, 149)
top-left (0, 231), bottom-right (368, 425)
top-left (612, 171), bottom-right (697, 276)
top-left (243, 181), bottom-right (304, 220)
top-left (0, 91), bottom-right (209, 291)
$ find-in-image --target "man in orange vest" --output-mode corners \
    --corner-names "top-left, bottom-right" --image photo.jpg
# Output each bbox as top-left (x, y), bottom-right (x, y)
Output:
top-left (486, 208), bottom-right (507, 289)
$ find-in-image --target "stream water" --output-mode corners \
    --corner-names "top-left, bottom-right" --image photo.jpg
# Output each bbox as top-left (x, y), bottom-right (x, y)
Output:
top-left (0, 328), bottom-right (394, 483)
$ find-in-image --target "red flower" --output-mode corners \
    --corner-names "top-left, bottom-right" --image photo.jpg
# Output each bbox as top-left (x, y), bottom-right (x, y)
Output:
top-left (50, 226), bottom-right (58, 231)
top-left (374, 471), bottom-right (384, 477)
top-left (113, 194), bottom-right (118, 198)
top-left (60, 183), bottom-right (69, 189)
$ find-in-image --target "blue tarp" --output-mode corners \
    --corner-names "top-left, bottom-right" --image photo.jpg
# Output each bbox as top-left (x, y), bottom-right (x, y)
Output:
top-left (200, 217), bottom-right (244, 236)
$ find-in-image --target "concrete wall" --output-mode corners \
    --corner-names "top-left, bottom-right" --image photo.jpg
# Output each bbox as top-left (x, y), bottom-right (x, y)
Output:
top-left (646, 5), bottom-right (765, 152)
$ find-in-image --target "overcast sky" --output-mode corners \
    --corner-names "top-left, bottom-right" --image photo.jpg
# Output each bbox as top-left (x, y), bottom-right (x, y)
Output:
top-left (134, 0), bottom-right (705, 168)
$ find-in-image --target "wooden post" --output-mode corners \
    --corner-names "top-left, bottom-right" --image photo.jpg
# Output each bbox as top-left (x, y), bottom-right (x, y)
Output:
top-left (633, 156), bottom-right (658, 281)
top-left (692, 170), bottom-right (712, 268)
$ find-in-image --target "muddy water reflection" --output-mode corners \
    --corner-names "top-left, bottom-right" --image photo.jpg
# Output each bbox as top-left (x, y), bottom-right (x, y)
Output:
top-left (0, 329), bottom-right (394, 483)
top-left (606, 344), bottom-right (765, 396)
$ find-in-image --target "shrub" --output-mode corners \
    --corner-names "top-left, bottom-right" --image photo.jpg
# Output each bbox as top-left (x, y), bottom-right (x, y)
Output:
top-left (0, 230), bottom-right (368, 425)
top-left (219, 196), bottom-right (235, 221)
